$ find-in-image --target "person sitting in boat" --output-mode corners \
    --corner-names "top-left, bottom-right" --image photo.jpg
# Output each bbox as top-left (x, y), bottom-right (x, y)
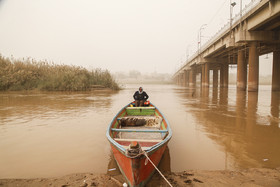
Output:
top-left (133, 87), bottom-right (149, 107)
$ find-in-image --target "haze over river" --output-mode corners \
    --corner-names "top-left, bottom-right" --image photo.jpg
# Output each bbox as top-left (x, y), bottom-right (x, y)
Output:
top-left (0, 84), bottom-right (279, 178)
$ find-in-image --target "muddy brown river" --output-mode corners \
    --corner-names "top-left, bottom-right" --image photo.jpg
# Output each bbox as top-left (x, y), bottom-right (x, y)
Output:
top-left (0, 84), bottom-right (279, 178)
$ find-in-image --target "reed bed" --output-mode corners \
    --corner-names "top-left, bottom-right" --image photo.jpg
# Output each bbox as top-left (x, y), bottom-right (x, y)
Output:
top-left (0, 55), bottom-right (119, 91)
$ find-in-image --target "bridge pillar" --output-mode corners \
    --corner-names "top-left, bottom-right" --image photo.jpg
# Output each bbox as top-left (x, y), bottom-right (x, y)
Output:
top-left (272, 49), bottom-right (280, 91)
top-left (248, 42), bottom-right (259, 92)
top-left (180, 73), bottom-right (184, 86)
top-left (184, 70), bottom-right (189, 87)
top-left (220, 63), bottom-right (229, 88)
top-left (204, 63), bottom-right (210, 87)
top-left (220, 66), bottom-right (224, 87)
top-left (224, 63), bottom-right (229, 88)
top-left (201, 65), bottom-right (205, 87)
top-left (182, 70), bottom-right (187, 86)
top-left (188, 71), bottom-right (191, 86)
top-left (189, 69), bottom-right (196, 88)
top-left (237, 49), bottom-right (247, 91)
top-left (213, 69), bottom-right (218, 88)
top-left (178, 73), bottom-right (182, 85)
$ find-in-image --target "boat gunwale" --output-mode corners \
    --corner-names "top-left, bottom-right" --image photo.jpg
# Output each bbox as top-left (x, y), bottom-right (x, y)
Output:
top-left (106, 102), bottom-right (172, 155)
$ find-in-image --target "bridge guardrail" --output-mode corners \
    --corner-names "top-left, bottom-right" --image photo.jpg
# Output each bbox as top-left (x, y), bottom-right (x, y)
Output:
top-left (175, 0), bottom-right (261, 76)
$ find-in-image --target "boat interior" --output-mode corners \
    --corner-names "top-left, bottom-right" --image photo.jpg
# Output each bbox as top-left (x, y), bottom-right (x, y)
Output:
top-left (110, 106), bottom-right (169, 151)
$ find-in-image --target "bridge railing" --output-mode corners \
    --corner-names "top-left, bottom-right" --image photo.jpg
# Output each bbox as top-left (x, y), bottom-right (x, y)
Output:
top-left (175, 0), bottom-right (261, 75)
top-left (200, 0), bottom-right (261, 53)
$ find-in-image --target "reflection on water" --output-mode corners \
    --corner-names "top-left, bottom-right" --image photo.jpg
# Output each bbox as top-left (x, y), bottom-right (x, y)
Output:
top-left (0, 85), bottom-right (279, 178)
top-left (271, 92), bottom-right (280, 125)
top-left (175, 85), bottom-right (280, 170)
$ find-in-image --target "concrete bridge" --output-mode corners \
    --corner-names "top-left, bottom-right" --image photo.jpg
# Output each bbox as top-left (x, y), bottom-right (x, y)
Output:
top-left (173, 0), bottom-right (280, 92)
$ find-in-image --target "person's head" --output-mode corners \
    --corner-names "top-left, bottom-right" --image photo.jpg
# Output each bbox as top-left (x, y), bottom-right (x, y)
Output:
top-left (139, 87), bottom-right (143, 92)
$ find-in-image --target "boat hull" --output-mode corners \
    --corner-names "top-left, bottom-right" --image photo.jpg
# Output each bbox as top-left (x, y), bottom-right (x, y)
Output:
top-left (110, 142), bottom-right (168, 187)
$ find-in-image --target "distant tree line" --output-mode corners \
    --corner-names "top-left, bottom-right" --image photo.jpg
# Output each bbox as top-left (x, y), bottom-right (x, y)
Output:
top-left (114, 70), bottom-right (172, 84)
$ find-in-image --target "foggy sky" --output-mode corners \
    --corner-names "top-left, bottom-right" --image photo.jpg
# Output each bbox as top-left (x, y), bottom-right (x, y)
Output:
top-left (0, 0), bottom-right (272, 74)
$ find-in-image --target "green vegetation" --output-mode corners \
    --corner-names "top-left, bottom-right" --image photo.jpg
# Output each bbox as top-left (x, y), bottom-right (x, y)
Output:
top-left (0, 55), bottom-right (119, 91)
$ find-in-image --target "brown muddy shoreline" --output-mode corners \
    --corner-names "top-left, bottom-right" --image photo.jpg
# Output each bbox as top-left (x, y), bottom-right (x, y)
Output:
top-left (0, 168), bottom-right (280, 187)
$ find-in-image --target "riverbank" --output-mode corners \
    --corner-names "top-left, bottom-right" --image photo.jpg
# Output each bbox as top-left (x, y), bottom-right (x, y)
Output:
top-left (1, 168), bottom-right (279, 187)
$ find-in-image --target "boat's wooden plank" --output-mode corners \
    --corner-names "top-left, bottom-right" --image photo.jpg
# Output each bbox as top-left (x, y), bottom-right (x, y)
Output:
top-left (122, 146), bottom-right (151, 150)
top-left (114, 138), bottom-right (161, 142)
top-left (120, 131), bottom-right (162, 140)
top-left (126, 107), bottom-right (155, 110)
top-left (117, 116), bottom-right (159, 120)
top-left (111, 128), bottom-right (167, 133)
top-left (116, 140), bottom-right (159, 147)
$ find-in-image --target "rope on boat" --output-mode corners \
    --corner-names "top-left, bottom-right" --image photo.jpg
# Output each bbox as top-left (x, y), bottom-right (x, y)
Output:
top-left (125, 142), bottom-right (142, 157)
top-left (143, 151), bottom-right (173, 187)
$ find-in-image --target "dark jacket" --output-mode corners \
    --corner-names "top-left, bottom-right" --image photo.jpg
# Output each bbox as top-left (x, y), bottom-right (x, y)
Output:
top-left (133, 91), bottom-right (149, 101)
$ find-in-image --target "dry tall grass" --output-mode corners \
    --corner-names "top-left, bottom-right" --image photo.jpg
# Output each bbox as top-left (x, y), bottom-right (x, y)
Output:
top-left (0, 55), bottom-right (119, 91)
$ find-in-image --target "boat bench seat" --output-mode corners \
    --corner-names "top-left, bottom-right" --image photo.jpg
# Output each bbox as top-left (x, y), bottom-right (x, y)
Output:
top-left (115, 138), bottom-right (161, 147)
top-left (114, 138), bottom-right (161, 143)
top-left (122, 146), bottom-right (152, 151)
top-left (126, 107), bottom-right (155, 109)
top-left (117, 115), bottom-right (158, 121)
top-left (111, 128), bottom-right (167, 133)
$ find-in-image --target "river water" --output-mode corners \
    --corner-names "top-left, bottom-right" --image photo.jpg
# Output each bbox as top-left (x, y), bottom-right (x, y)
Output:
top-left (0, 84), bottom-right (279, 178)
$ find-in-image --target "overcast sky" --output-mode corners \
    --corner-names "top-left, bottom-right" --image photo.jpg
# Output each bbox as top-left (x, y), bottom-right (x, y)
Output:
top-left (0, 0), bottom-right (272, 74)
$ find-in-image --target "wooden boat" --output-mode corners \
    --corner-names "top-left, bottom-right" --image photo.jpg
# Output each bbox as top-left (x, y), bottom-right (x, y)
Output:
top-left (106, 102), bottom-right (172, 187)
